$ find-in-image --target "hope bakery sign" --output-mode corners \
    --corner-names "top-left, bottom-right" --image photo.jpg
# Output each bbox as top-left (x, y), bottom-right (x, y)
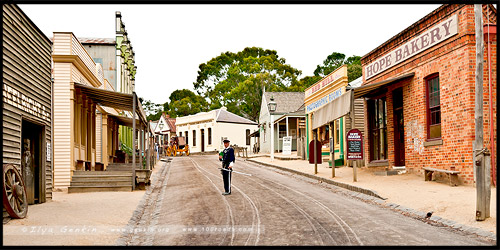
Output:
top-left (364, 14), bottom-right (458, 80)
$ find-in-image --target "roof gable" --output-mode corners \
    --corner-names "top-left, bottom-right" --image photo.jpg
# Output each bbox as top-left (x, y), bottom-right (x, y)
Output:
top-left (154, 115), bottom-right (170, 133)
top-left (216, 108), bottom-right (258, 125)
top-left (263, 92), bottom-right (305, 114)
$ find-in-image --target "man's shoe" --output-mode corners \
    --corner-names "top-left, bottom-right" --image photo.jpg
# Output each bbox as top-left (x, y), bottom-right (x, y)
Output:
top-left (222, 192), bottom-right (231, 195)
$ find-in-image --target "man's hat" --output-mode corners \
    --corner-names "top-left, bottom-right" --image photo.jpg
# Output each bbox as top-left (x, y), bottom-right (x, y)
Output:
top-left (223, 139), bottom-right (230, 143)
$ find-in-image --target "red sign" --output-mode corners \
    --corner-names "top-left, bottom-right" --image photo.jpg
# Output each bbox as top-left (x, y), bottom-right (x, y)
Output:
top-left (308, 139), bottom-right (322, 164)
top-left (346, 129), bottom-right (363, 160)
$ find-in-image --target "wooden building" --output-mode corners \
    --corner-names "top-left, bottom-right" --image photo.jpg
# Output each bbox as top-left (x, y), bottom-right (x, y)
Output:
top-left (3, 4), bottom-right (53, 210)
top-left (304, 66), bottom-right (365, 167)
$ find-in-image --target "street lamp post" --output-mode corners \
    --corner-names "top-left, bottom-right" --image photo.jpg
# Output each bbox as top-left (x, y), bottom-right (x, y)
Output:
top-left (268, 96), bottom-right (277, 161)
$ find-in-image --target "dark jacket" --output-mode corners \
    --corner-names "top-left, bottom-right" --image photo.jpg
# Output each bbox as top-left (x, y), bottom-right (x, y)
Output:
top-left (221, 147), bottom-right (235, 165)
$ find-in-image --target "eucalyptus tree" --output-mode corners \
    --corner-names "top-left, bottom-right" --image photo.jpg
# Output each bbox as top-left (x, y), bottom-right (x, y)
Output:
top-left (193, 47), bottom-right (301, 121)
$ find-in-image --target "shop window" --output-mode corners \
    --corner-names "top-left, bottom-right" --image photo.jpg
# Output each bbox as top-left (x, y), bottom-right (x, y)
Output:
top-left (426, 74), bottom-right (441, 140)
top-left (192, 130), bottom-right (196, 146)
top-left (246, 129), bottom-right (251, 145)
top-left (335, 119), bottom-right (340, 146)
top-left (185, 131), bottom-right (188, 146)
top-left (208, 128), bottom-right (212, 145)
top-left (368, 98), bottom-right (387, 161)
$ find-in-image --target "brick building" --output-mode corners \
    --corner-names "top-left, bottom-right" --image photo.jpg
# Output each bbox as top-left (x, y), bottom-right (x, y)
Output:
top-left (357, 4), bottom-right (496, 185)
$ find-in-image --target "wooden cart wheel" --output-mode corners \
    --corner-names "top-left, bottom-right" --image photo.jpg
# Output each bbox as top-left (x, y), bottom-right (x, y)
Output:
top-left (166, 146), bottom-right (172, 157)
top-left (185, 145), bottom-right (190, 156)
top-left (3, 164), bottom-right (28, 219)
top-left (172, 145), bottom-right (177, 157)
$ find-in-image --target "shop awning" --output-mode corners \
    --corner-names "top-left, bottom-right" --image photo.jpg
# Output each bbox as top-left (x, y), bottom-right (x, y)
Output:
top-left (249, 130), bottom-right (260, 137)
top-left (312, 90), bottom-right (352, 130)
top-left (108, 114), bottom-right (144, 128)
top-left (74, 82), bottom-right (148, 128)
top-left (353, 72), bottom-right (414, 99)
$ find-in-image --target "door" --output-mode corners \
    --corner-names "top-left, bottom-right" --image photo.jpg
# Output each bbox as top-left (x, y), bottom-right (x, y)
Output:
top-left (22, 120), bottom-right (44, 204)
top-left (201, 129), bottom-right (205, 152)
top-left (393, 88), bottom-right (405, 166)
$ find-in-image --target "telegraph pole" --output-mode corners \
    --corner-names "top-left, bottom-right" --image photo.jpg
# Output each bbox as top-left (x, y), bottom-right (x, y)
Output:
top-left (474, 4), bottom-right (490, 221)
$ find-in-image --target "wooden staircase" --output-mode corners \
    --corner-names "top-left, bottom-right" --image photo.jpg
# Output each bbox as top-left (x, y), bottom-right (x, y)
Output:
top-left (68, 169), bottom-right (133, 193)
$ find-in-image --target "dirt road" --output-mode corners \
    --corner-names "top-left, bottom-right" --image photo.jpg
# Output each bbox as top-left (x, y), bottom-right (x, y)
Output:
top-left (117, 156), bottom-right (495, 246)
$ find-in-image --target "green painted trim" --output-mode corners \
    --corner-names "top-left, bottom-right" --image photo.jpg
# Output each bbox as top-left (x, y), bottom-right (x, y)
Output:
top-left (340, 117), bottom-right (344, 158)
top-left (321, 152), bottom-right (329, 156)
top-left (335, 158), bottom-right (344, 166)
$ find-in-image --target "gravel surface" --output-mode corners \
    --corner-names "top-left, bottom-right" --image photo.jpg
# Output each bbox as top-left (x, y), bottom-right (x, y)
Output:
top-left (2, 189), bottom-right (146, 246)
top-left (118, 156), bottom-right (496, 246)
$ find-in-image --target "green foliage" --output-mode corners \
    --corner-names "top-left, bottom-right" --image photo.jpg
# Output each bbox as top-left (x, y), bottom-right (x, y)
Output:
top-left (313, 52), bottom-right (346, 77)
top-left (139, 98), bottom-right (164, 121)
top-left (347, 63), bottom-right (362, 82)
top-left (166, 89), bottom-right (209, 118)
top-left (120, 141), bottom-right (133, 156)
top-left (290, 53), bottom-right (362, 92)
top-left (313, 53), bottom-right (362, 81)
top-left (287, 75), bottom-right (322, 92)
top-left (193, 47), bottom-right (301, 121)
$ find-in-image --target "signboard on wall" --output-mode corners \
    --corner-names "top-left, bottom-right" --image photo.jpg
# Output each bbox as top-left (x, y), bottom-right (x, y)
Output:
top-left (364, 14), bottom-right (458, 80)
top-left (283, 136), bottom-right (292, 155)
top-left (346, 129), bottom-right (363, 160)
top-left (46, 142), bottom-right (51, 161)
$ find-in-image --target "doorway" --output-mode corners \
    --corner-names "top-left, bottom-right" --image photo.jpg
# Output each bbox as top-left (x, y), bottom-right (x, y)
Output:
top-left (201, 129), bottom-right (205, 152)
top-left (21, 120), bottom-right (45, 204)
top-left (393, 88), bottom-right (405, 166)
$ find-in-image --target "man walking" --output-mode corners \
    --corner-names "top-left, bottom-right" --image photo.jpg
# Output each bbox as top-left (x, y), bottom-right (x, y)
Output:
top-left (219, 139), bottom-right (235, 195)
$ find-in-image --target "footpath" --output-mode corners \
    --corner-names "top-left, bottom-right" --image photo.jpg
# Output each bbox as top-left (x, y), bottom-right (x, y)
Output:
top-left (1, 161), bottom-right (165, 246)
top-left (246, 152), bottom-right (496, 240)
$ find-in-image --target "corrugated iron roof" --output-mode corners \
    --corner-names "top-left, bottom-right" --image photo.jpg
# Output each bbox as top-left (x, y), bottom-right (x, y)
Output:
top-left (263, 92), bottom-right (305, 114)
top-left (216, 108), bottom-right (258, 125)
top-left (78, 37), bottom-right (116, 45)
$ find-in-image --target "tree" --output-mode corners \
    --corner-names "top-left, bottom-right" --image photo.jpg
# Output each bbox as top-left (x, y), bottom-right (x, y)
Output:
top-left (314, 53), bottom-right (362, 82)
top-left (287, 75), bottom-right (322, 92)
top-left (313, 52), bottom-right (346, 77)
top-left (193, 47), bottom-right (301, 121)
top-left (139, 98), bottom-right (163, 121)
top-left (166, 89), bottom-right (208, 118)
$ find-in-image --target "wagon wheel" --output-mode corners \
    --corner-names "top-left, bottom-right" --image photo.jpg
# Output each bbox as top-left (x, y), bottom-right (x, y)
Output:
top-left (3, 164), bottom-right (28, 219)
top-left (185, 145), bottom-right (190, 156)
top-left (172, 145), bottom-right (177, 157)
top-left (166, 146), bottom-right (172, 157)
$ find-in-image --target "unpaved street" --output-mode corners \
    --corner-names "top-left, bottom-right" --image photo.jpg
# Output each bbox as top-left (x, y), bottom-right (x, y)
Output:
top-left (117, 156), bottom-right (495, 246)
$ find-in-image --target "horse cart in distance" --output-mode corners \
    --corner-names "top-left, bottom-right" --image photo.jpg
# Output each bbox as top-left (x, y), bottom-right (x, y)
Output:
top-left (166, 136), bottom-right (190, 156)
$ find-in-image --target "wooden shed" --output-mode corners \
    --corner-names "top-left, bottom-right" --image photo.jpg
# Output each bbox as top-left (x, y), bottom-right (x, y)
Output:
top-left (3, 4), bottom-right (53, 216)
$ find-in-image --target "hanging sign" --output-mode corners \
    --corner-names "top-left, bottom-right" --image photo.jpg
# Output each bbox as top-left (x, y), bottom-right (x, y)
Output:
top-left (346, 129), bottom-right (363, 160)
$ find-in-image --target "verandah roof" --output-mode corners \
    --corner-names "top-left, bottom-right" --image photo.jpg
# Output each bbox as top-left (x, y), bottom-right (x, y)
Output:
top-left (74, 82), bottom-right (148, 129)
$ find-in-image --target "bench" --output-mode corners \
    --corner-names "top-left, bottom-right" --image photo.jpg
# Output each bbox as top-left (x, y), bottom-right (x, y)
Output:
top-left (94, 162), bottom-right (104, 171)
top-left (232, 145), bottom-right (248, 158)
top-left (423, 167), bottom-right (460, 186)
top-left (76, 160), bottom-right (91, 171)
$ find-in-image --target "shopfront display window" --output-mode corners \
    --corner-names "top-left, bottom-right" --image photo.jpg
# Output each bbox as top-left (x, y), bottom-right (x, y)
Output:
top-left (368, 98), bottom-right (387, 161)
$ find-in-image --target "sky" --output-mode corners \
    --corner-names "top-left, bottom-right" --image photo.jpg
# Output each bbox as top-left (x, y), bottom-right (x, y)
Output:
top-left (19, 4), bottom-right (442, 105)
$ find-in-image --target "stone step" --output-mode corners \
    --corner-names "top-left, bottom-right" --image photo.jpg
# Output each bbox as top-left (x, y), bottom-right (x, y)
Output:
top-left (70, 180), bottom-right (132, 186)
top-left (71, 176), bottom-right (132, 182)
top-left (72, 170), bottom-right (132, 176)
top-left (68, 185), bottom-right (132, 193)
top-left (105, 167), bottom-right (145, 171)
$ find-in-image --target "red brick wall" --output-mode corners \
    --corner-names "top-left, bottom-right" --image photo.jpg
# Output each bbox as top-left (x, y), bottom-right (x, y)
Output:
top-left (361, 4), bottom-right (496, 185)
